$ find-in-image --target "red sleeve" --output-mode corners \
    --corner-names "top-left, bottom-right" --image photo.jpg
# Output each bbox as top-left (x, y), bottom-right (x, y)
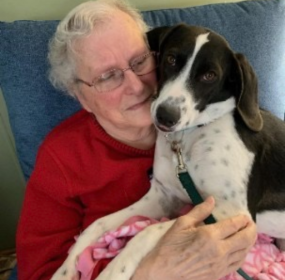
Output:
top-left (16, 145), bottom-right (81, 280)
top-left (16, 146), bottom-right (110, 280)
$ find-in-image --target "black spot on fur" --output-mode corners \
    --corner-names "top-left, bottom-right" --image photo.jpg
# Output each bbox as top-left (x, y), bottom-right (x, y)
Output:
top-left (225, 181), bottom-right (231, 188)
top-left (175, 96), bottom-right (186, 103)
top-left (206, 147), bottom-right (213, 152)
top-left (221, 158), bottom-right (229, 166)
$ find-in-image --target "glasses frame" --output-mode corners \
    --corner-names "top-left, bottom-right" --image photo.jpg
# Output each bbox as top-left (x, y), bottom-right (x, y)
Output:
top-left (75, 51), bottom-right (157, 93)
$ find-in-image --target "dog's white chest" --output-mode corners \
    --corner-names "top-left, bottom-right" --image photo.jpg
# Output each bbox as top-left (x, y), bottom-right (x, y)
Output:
top-left (154, 114), bottom-right (255, 220)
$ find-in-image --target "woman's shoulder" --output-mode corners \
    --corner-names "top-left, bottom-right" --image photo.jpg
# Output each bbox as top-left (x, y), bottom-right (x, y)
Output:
top-left (49, 109), bottom-right (90, 136)
top-left (43, 109), bottom-right (93, 147)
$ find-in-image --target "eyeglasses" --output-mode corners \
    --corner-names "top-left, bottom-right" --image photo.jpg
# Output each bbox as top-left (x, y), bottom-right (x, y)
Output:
top-left (75, 51), bottom-right (157, 93)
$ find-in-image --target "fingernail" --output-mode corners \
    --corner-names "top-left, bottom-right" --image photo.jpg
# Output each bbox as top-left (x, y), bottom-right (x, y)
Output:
top-left (205, 196), bottom-right (215, 204)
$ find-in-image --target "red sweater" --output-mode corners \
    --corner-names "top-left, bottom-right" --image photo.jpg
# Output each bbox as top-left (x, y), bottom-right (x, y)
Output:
top-left (16, 109), bottom-right (154, 280)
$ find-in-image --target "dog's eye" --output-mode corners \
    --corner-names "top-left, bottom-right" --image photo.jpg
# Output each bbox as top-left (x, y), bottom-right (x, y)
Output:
top-left (166, 55), bottom-right (176, 66)
top-left (200, 71), bottom-right (217, 83)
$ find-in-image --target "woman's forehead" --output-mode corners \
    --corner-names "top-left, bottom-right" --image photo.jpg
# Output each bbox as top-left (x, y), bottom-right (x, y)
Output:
top-left (74, 13), bottom-right (147, 76)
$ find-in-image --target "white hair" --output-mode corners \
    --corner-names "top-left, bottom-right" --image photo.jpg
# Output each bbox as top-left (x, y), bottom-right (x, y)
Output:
top-left (48, 0), bottom-right (149, 97)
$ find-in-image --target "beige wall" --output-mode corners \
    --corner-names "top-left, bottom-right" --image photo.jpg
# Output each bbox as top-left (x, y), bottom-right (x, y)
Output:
top-left (0, 91), bottom-right (25, 250)
top-left (0, 88), bottom-right (25, 251)
top-left (0, 0), bottom-right (244, 21)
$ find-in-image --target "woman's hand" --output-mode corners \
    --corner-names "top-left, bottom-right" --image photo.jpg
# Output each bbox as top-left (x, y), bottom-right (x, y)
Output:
top-left (132, 197), bottom-right (257, 280)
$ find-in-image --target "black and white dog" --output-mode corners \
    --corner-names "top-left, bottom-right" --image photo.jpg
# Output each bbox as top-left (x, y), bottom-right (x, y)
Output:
top-left (52, 24), bottom-right (285, 280)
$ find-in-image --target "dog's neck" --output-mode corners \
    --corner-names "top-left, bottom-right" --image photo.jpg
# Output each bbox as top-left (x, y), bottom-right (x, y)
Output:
top-left (163, 97), bottom-right (236, 143)
top-left (189, 97), bottom-right (236, 128)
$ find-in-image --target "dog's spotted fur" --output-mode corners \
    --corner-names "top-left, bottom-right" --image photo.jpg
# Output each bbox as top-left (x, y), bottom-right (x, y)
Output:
top-left (51, 25), bottom-right (285, 280)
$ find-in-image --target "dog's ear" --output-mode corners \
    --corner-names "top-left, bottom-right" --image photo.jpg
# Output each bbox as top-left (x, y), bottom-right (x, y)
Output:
top-left (146, 26), bottom-right (171, 52)
top-left (234, 53), bottom-right (263, 132)
top-left (146, 24), bottom-right (185, 52)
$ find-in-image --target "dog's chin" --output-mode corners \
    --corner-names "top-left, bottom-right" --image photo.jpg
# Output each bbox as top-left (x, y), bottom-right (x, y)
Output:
top-left (154, 121), bottom-right (197, 133)
top-left (157, 122), bottom-right (207, 134)
top-left (154, 123), bottom-right (175, 133)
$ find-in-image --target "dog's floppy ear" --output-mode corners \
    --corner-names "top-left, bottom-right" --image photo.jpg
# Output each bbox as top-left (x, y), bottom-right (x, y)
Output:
top-left (146, 24), bottom-right (185, 52)
top-left (147, 26), bottom-right (171, 52)
top-left (234, 53), bottom-right (263, 132)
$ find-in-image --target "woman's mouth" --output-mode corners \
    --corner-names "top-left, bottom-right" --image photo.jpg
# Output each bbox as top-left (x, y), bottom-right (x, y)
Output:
top-left (127, 95), bottom-right (152, 111)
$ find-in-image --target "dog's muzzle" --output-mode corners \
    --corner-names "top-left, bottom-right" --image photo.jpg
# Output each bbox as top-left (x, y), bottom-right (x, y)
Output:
top-left (154, 103), bottom-right (181, 132)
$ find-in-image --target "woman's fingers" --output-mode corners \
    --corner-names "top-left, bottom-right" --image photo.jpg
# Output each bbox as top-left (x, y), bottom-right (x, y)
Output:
top-left (213, 214), bottom-right (252, 238)
top-left (224, 220), bottom-right (257, 252)
top-left (176, 196), bottom-right (215, 229)
top-left (176, 198), bottom-right (254, 242)
top-left (227, 248), bottom-right (248, 267)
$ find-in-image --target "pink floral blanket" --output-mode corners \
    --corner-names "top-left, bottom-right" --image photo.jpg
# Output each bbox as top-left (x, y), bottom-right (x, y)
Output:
top-left (75, 215), bottom-right (285, 280)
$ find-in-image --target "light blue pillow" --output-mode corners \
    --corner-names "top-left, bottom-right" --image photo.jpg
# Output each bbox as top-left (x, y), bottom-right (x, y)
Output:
top-left (0, 0), bottom-right (284, 180)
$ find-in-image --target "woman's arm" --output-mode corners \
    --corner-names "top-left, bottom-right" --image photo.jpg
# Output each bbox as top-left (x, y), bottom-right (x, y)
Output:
top-left (16, 146), bottom-right (83, 280)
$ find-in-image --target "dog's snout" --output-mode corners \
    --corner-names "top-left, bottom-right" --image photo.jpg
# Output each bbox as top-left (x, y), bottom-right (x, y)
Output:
top-left (156, 104), bottom-right (181, 129)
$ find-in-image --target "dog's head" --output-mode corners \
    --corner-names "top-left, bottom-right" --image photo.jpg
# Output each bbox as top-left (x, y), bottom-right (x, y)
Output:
top-left (147, 24), bottom-right (263, 132)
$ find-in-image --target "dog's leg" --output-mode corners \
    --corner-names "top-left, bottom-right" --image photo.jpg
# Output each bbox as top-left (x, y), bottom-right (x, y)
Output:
top-left (51, 179), bottom-right (182, 280)
top-left (256, 210), bottom-right (285, 251)
top-left (96, 220), bottom-right (175, 280)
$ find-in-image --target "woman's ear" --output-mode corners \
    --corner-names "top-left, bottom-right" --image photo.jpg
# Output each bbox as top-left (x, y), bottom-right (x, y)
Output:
top-left (73, 87), bottom-right (92, 113)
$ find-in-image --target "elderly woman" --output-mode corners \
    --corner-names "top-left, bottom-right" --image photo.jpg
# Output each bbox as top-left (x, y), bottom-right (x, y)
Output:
top-left (16, 0), bottom-right (256, 280)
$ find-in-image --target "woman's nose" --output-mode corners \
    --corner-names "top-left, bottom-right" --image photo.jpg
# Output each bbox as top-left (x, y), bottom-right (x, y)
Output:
top-left (123, 69), bottom-right (145, 95)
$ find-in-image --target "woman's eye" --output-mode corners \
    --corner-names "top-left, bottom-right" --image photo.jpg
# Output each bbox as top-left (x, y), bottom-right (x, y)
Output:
top-left (99, 70), bottom-right (117, 82)
top-left (200, 71), bottom-right (217, 83)
top-left (166, 55), bottom-right (176, 66)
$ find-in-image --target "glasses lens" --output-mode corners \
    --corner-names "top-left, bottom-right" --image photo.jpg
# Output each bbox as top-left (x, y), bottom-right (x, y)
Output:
top-left (95, 69), bottom-right (123, 92)
top-left (93, 52), bottom-right (157, 93)
top-left (132, 52), bottom-right (156, 76)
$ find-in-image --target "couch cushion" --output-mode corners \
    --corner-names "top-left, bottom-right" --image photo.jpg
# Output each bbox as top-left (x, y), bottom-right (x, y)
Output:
top-left (0, 0), bottom-right (284, 180)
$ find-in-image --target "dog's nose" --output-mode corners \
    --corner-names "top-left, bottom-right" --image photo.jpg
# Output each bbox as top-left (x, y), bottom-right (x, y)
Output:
top-left (156, 104), bottom-right (181, 128)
